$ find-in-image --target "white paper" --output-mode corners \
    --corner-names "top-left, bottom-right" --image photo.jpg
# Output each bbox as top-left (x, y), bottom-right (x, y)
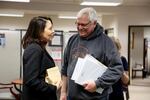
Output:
top-left (71, 54), bottom-right (108, 93)
top-left (71, 58), bottom-right (84, 81)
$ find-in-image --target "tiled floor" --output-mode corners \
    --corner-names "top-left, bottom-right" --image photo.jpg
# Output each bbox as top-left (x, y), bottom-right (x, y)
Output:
top-left (129, 85), bottom-right (150, 100)
top-left (129, 76), bottom-right (150, 100)
top-left (1, 76), bottom-right (150, 100)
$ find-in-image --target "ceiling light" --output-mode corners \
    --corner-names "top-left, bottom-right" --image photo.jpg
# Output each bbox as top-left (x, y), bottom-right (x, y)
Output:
top-left (58, 16), bottom-right (76, 19)
top-left (0, 13), bottom-right (24, 17)
top-left (0, 0), bottom-right (30, 2)
top-left (80, 0), bottom-right (123, 6)
top-left (0, 10), bottom-right (24, 17)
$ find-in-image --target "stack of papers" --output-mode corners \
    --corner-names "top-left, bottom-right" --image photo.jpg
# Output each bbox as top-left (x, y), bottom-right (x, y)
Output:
top-left (71, 54), bottom-right (107, 93)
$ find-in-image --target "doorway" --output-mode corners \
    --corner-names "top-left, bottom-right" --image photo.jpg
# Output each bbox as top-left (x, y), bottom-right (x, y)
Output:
top-left (128, 25), bottom-right (150, 85)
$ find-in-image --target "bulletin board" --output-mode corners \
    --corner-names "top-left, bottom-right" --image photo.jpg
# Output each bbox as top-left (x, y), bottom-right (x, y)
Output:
top-left (105, 28), bottom-right (114, 37)
top-left (49, 30), bottom-right (63, 46)
top-left (47, 30), bottom-right (63, 69)
top-left (0, 33), bottom-right (5, 47)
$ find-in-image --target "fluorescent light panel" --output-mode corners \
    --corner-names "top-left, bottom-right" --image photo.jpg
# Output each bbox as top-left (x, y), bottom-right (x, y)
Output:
top-left (0, 0), bottom-right (30, 2)
top-left (0, 13), bottom-right (24, 17)
top-left (0, 10), bottom-right (24, 17)
top-left (80, 0), bottom-right (122, 6)
top-left (58, 16), bottom-right (76, 19)
top-left (81, 2), bottom-right (121, 6)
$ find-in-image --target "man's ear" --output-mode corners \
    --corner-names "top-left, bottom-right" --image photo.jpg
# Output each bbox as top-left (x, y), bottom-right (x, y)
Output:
top-left (93, 21), bottom-right (97, 25)
top-left (93, 21), bottom-right (97, 27)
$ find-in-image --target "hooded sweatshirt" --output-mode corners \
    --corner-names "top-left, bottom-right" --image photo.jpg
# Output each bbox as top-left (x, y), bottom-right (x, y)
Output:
top-left (61, 23), bottom-right (123, 100)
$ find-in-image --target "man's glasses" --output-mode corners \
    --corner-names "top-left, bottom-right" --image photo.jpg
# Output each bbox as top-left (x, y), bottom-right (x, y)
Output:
top-left (75, 21), bottom-right (91, 28)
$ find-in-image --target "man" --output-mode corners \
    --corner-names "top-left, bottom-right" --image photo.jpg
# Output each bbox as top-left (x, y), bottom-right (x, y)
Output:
top-left (60, 7), bottom-right (123, 100)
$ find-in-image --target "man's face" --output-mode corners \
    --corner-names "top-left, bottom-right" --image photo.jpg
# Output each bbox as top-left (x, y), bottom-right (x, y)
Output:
top-left (76, 15), bottom-right (96, 38)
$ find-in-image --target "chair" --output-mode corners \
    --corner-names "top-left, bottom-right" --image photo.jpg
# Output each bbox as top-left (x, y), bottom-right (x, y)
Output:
top-left (0, 82), bottom-right (20, 100)
top-left (132, 63), bottom-right (143, 78)
top-left (11, 79), bottom-right (22, 93)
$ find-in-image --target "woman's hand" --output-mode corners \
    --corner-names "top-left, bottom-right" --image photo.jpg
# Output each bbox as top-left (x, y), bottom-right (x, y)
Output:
top-left (60, 92), bottom-right (67, 100)
top-left (121, 71), bottom-right (129, 85)
top-left (56, 80), bottom-right (62, 91)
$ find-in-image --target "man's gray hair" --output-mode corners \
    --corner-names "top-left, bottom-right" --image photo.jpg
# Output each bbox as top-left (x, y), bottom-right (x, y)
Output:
top-left (77, 7), bottom-right (97, 22)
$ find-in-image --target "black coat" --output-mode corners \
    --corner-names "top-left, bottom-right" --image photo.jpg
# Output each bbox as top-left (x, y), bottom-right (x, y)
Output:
top-left (22, 42), bottom-right (57, 100)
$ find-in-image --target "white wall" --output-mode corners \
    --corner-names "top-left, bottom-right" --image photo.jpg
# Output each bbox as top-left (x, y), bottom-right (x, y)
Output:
top-left (118, 10), bottom-right (150, 56)
top-left (102, 7), bottom-right (150, 58)
top-left (0, 15), bottom-right (77, 31)
top-left (144, 27), bottom-right (150, 38)
top-left (102, 15), bottom-right (118, 37)
top-left (0, 30), bottom-right (20, 83)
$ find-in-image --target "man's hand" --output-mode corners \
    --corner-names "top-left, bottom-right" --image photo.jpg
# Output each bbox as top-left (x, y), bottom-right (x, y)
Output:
top-left (82, 80), bottom-right (97, 92)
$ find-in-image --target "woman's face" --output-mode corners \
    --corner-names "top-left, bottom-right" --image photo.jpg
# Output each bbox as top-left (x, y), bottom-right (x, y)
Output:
top-left (42, 20), bottom-right (54, 42)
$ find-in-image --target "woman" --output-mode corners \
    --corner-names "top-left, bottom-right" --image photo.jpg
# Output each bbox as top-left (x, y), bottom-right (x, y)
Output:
top-left (109, 37), bottom-right (129, 100)
top-left (22, 16), bottom-right (60, 100)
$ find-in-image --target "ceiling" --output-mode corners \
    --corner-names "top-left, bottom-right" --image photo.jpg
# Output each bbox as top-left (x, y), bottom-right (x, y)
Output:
top-left (0, 0), bottom-right (150, 17)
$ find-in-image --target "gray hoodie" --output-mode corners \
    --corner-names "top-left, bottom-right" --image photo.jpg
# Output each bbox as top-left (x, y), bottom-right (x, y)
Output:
top-left (61, 23), bottom-right (123, 100)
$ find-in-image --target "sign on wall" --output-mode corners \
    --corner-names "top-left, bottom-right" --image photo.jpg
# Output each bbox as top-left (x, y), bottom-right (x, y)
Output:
top-left (0, 33), bottom-right (5, 47)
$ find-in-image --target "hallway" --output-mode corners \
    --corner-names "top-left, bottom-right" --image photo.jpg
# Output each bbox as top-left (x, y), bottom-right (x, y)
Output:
top-left (129, 85), bottom-right (150, 100)
top-left (129, 76), bottom-right (150, 100)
